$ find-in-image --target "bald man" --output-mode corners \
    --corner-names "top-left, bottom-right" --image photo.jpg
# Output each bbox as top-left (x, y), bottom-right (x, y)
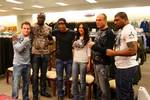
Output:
top-left (31, 12), bottom-right (52, 100)
top-left (88, 13), bottom-right (116, 100)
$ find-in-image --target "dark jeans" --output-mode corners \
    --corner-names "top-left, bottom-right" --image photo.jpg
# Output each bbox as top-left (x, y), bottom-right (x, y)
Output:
top-left (116, 66), bottom-right (137, 100)
top-left (56, 58), bottom-right (72, 97)
top-left (12, 64), bottom-right (30, 100)
top-left (94, 64), bottom-right (111, 100)
top-left (32, 54), bottom-right (49, 97)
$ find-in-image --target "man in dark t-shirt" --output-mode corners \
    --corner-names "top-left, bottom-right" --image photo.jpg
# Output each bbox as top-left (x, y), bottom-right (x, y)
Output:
top-left (88, 13), bottom-right (116, 100)
top-left (53, 29), bottom-right (75, 60)
top-left (52, 18), bottom-right (75, 100)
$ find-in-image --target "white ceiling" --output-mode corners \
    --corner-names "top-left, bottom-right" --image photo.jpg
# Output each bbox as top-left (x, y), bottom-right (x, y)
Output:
top-left (0, 0), bottom-right (150, 16)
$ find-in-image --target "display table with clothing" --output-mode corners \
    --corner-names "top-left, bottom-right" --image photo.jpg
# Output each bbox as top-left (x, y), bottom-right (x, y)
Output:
top-left (0, 37), bottom-right (13, 75)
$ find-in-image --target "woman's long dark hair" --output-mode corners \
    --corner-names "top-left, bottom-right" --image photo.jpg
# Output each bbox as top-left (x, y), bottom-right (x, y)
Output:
top-left (76, 23), bottom-right (90, 46)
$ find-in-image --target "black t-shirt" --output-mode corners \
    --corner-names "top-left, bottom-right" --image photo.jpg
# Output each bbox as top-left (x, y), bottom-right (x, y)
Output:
top-left (52, 29), bottom-right (75, 60)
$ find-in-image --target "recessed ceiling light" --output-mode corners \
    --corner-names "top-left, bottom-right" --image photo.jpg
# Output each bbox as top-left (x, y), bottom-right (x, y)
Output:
top-left (0, 9), bottom-right (7, 12)
top-left (6, 0), bottom-right (23, 4)
top-left (32, 5), bottom-right (44, 8)
top-left (85, 0), bottom-right (97, 3)
top-left (56, 2), bottom-right (69, 6)
top-left (12, 7), bottom-right (24, 10)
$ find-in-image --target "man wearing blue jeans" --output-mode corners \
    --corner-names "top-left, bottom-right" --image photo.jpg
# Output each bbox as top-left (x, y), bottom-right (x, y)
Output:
top-left (52, 18), bottom-right (75, 100)
top-left (56, 59), bottom-right (73, 97)
top-left (106, 12), bottom-right (138, 100)
top-left (12, 21), bottom-right (31, 100)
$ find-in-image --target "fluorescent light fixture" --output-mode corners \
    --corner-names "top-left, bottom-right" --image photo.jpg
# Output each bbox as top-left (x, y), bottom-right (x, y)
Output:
top-left (32, 5), bottom-right (44, 8)
top-left (85, 0), bottom-right (97, 3)
top-left (56, 2), bottom-right (69, 6)
top-left (6, 0), bottom-right (23, 4)
top-left (12, 7), bottom-right (24, 10)
top-left (0, 9), bottom-right (7, 12)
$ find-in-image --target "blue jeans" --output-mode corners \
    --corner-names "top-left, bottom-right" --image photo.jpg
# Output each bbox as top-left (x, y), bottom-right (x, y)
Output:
top-left (72, 62), bottom-right (87, 100)
top-left (32, 54), bottom-right (49, 97)
top-left (12, 64), bottom-right (30, 100)
top-left (94, 64), bottom-right (111, 100)
top-left (116, 66), bottom-right (137, 100)
top-left (56, 59), bottom-right (72, 97)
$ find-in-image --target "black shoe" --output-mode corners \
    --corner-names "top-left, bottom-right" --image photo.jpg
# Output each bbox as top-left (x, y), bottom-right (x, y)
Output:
top-left (40, 92), bottom-right (51, 97)
top-left (58, 96), bottom-right (64, 100)
top-left (33, 96), bottom-right (39, 100)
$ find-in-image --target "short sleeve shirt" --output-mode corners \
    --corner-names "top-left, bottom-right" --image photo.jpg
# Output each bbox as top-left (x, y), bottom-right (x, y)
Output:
top-left (115, 24), bottom-right (138, 69)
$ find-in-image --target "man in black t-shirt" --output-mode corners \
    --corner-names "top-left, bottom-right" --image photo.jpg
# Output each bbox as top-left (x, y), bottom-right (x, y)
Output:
top-left (52, 18), bottom-right (75, 100)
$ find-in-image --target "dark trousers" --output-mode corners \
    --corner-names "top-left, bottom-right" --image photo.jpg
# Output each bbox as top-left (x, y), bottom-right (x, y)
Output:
top-left (116, 66), bottom-right (137, 100)
top-left (32, 54), bottom-right (49, 97)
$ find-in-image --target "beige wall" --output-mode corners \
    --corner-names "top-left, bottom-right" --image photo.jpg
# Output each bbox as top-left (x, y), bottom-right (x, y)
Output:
top-left (17, 15), bottom-right (32, 32)
top-left (0, 16), bottom-right (17, 26)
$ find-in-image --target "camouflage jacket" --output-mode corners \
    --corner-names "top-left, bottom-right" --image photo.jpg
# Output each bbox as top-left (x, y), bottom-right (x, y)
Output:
top-left (31, 24), bottom-right (53, 55)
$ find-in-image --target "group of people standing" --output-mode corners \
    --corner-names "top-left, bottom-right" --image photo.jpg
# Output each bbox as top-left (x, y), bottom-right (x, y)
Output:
top-left (12, 11), bottom-right (138, 100)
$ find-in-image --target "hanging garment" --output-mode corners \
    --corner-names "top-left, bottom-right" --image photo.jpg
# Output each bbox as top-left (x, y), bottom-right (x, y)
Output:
top-left (140, 21), bottom-right (149, 33)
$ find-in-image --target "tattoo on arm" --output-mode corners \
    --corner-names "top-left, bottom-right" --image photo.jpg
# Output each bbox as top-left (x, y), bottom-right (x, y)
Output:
top-left (127, 42), bottom-right (135, 47)
top-left (127, 41), bottom-right (138, 54)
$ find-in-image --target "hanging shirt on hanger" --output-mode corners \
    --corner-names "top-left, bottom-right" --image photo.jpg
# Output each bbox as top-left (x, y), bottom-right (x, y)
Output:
top-left (140, 20), bottom-right (149, 33)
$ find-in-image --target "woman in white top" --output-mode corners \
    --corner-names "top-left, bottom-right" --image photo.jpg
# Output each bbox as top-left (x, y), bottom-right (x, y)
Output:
top-left (72, 23), bottom-right (91, 100)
